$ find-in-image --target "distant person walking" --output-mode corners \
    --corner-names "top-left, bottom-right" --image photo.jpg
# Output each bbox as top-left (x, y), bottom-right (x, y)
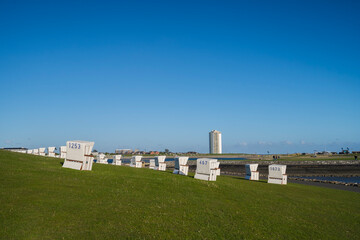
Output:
top-left (355, 155), bottom-right (358, 160)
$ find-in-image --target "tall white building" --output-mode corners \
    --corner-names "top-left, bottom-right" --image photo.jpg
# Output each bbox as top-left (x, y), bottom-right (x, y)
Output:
top-left (209, 130), bottom-right (222, 154)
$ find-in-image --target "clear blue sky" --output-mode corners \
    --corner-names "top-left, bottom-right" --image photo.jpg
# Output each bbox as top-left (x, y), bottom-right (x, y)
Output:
top-left (0, 0), bottom-right (359, 154)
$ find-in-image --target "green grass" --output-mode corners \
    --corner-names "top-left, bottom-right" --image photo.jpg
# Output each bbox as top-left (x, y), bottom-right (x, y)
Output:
top-left (1, 150), bottom-right (359, 239)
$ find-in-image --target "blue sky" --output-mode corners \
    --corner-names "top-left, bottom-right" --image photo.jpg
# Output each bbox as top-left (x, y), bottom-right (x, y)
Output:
top-left (0, 0), bottom-right (359, 153)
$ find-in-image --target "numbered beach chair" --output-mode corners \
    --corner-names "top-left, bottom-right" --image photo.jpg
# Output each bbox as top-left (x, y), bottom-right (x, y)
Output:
top-left (173, 157), bottom-right (189, 176)
top-left (33, 149), bottom-right (39, 155)
top-left (62, 140), bottom-right (95, 171)
top-left (245, 164), bottom-right (259, 181)
top-left (130, 156), bottom-right (143, 168)
top-left (149, 159), bottom-right (155, 169)
top-left (47, 147), bottom-right (56, 157)
top-left (114, 155), bottom-right (122, 165)
top-left (194, 158), bottom-right (220, 181)
top-left (26, 149), bottom-right (33, 154)
top-left (268, 164), bottom-right (287, 185)
top-left (154, 156), bottom-right (166, 171)
top-left (59, 146), bottom-right (67, 159)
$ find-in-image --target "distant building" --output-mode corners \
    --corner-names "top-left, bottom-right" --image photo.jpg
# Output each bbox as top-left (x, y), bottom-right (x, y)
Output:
top-left (186, 151), bottom-right (198, 155)
top-left (115, 149), bottom-right (133, 154)
top-left (209, 130), bottom-right (222, 154)
top-left (148, 151), bottom-right (160, 155)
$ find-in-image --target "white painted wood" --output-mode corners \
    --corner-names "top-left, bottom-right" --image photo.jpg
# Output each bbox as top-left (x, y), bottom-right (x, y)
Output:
top-left (114, 155), bottom-right (122, 165)
top-left (59, 146), bottom-right (67, 159)
top-left (194, 158), bottom-right (220, 181)
top-left (173, 157), bottom-right (189, 176)
top-left (268, 164), bottom-right (287, 185)
top-left (130, 156), bottom-right (142, 168)
top-left (154, 156), bottom-right (166, 171)
top-left (62, 140), bottom-right (94, 171)
top-left (245, 164), bottom-right (259, 181)
top-left (149, 159), bottom-right (155, 169)
top-left (48, 147), bottom-right (56, 157)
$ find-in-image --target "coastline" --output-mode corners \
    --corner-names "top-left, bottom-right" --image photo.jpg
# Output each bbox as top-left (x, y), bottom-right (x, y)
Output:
top-left (116, 157), bottom-right (360, 191)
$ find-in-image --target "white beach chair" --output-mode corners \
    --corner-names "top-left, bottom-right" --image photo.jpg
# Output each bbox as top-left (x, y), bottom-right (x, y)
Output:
top-left (97, 153), bottom-right (108, 164)
top-left (154, 156), bottom-right (166, 171)
top-left (33, 149), bottom-right (39, 155)
top-left (47, 147), bottom-right (56, 157)
top-left (59, 146), bottom-right (67, 159)
top-left (62, 140), bottom-right (95, 171)
top-left (149, 159), bottom-right (155, 169)
top-left (245, 164), bottom-right (259, 181)
top-left (39, 148), bottom-right (46, 156)
top-left (130, 156), bottom-right (143, 168)
top-left (173, 157), bottom-right (189, 176)
top-left (114, 155), bottom-right (122, 165)
top-left (194, 158), bottom-right (220, 181)
top-left (268, 164), bottom-right (287, 185)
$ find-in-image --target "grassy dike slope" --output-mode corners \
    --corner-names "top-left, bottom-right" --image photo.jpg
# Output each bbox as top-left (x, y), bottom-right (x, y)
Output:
top-left (1, 150), bottom-right (359, 240)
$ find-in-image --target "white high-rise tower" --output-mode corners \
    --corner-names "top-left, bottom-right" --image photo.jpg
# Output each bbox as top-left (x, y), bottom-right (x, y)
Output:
top-left (209, 130), bottom-right (222, 154)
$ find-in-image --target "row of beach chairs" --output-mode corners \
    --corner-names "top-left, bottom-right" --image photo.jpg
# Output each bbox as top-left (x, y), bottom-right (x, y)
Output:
top-left (98, 154), bottom-right (191, 176)
top-left (14, 141), bottom-right (287, 184)
top-left (17, 147), bottom-right (67, 158)
top-left (246, 163), bottom-right (287, 185)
